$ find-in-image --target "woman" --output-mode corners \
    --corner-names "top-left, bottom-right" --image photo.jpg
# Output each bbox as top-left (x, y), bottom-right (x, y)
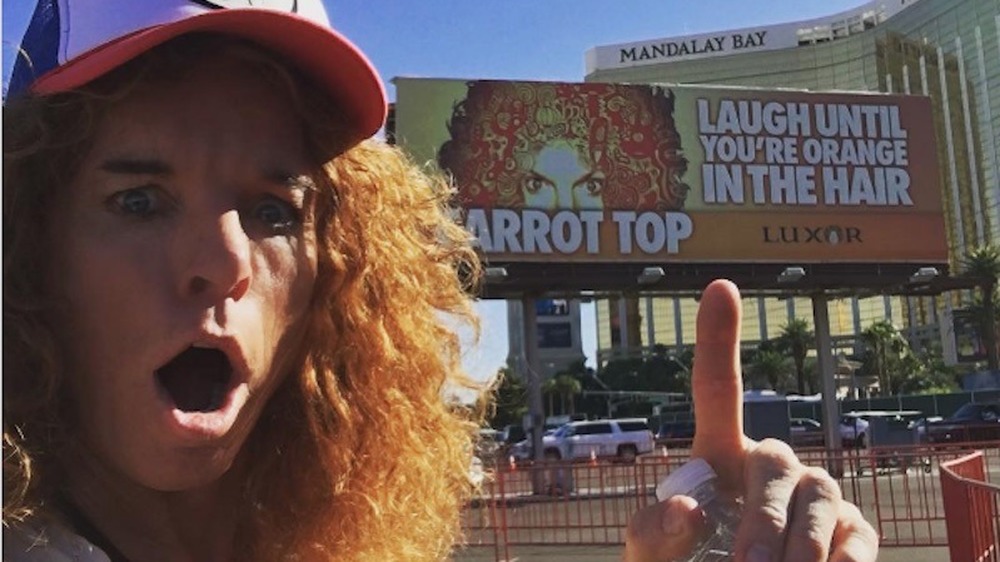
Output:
top-left (4, 1), bottom-right (878, 560)
top-left (5, 3), bottom-right (482, 560)
top-left (438, 81), bottom-right (691, 212)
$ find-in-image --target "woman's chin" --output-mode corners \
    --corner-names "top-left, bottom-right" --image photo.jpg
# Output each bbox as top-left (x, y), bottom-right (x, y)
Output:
top-left (135, 447), bottom-right (240, 492)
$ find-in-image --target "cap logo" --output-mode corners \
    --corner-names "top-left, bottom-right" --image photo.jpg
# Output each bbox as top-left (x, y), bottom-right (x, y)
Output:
top-left (191, 0), bottom-right (298, 12)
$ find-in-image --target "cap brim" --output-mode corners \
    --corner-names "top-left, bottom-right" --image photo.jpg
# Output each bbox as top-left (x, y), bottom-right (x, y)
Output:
top-left (31, 9), bottom-right (387, 146)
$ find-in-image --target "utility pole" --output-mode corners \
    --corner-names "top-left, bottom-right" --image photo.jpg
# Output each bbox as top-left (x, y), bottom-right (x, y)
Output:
top-left (812, 292), bottom-right (844, 477)
top-left (521, 296), bottom-right (547, 494)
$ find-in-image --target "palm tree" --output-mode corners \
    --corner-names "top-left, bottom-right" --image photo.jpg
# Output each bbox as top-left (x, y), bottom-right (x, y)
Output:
top-left (487, 367), bottom-right (527, 430)
top-left (553, 374), bottom-right (582, 415)
top-left (542, 378), bottom-right (558, 417)
top-left (961, 244), bottom-right (1000, 370)
top-left (860, 320), bottom-right (915, 395)
top-left (778, 319), bottom-right (814, 395)
top-left (748, 348), bottom-right (792, 391)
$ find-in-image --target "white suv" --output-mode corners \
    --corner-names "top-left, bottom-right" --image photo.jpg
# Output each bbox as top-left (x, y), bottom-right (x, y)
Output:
top-left (533, 418), bottom-right (655, 462)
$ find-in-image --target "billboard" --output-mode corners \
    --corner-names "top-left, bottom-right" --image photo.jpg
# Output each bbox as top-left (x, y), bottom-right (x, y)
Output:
top-left (394, 78), bottom-right (947, 265)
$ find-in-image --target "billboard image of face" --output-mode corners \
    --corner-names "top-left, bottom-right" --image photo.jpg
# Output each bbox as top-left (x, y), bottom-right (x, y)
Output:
top-left (394, 78), bottom-right (948, 265)
top-left (437, 82), bottom-right (689, 212)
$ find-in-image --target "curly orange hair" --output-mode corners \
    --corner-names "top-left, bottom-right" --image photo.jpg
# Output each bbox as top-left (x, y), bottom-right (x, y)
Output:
top-left (3, 35), bottom-right (484, 561)
top-left (439, 80), bottom-right (690, 211)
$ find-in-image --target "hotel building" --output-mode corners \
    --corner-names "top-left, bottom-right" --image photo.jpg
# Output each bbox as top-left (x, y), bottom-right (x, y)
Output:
top-left (512, 0), bottom-right (999, 373)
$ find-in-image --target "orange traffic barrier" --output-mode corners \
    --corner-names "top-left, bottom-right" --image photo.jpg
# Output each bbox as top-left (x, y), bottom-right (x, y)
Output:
top-left (940, 450), bottom-right (1000, 562)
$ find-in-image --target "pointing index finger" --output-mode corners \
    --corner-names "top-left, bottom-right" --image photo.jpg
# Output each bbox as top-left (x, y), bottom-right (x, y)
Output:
top-left (691, 279), bottom-right (747, 485)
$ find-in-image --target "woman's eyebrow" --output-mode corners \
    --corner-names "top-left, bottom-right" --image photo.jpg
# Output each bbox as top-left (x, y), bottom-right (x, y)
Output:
top-left (98, 160), bottom-right (315, 192)
top-left (264, 170), bottom-right (317, 192)
top-left (527, 170), bottom-right (553, 184)
top-left (571, 170), bottom-right (601, 186)
top-left (100, 158), bottom-right (173, 176)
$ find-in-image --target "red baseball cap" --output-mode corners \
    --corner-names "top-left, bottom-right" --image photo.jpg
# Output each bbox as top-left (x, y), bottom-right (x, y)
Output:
top-left (9, 0), bottom-right (387, 145)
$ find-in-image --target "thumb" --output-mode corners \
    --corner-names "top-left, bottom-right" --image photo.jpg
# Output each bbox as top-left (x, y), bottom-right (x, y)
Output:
top-left (624, 495), bottom-right (706, 562)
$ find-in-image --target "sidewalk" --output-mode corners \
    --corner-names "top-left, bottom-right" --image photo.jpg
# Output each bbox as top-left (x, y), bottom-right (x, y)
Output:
top-left (453, 545), bottom-right (949, 561)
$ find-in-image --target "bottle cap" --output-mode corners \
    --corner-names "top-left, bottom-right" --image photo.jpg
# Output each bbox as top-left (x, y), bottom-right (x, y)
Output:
top-left (656, 458), bottom-right (718, 502)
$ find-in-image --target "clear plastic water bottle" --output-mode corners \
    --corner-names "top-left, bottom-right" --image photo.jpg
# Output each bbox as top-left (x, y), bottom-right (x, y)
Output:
top-left (656, 458), bottom-right (742, 561)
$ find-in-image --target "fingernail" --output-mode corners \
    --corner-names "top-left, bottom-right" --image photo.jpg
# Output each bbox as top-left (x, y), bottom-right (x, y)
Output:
top-left (746, 543), bottom-right (772, 562)
top-left (661, 504), bottom-right (686, 536)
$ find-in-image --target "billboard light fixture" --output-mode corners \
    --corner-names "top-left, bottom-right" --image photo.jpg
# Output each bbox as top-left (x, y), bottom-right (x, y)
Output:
top-left (638, 266), bottom-right (666, 284)
top-left (484, 267), bottom-right (508, 282)
top-left (909, 267), bottom-right (939, 284)
top-left (778, 266), bottom-right (806, 283)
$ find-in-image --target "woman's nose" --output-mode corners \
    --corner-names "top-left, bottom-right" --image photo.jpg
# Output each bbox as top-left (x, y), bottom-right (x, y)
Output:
top-left (556, 184), bottom-right (575, 210)
top-left (179, 209), bottom-right (251, 302)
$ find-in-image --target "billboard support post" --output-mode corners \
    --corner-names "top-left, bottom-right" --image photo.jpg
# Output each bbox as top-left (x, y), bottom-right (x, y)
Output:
top-left (618, 296), bottom-right (630, 351)
top-left (812, 292), bottom-right (844, 477)
top-left (521, 295), bottom-right (547, 494)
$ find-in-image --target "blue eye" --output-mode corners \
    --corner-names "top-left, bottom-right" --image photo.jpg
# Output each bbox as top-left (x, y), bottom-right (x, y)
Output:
top-left (582, 177), bottom-right (605, 196)
top-left (253, 197), bottom-right (300, 231)
top-left (111, 187), bottom-right (159, 217)
top-left (523, 175), bottom-right (552, 194)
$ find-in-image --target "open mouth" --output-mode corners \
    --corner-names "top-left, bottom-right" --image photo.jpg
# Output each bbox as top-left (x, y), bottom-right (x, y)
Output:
top-left (155, 346), bottom-right (233, 412)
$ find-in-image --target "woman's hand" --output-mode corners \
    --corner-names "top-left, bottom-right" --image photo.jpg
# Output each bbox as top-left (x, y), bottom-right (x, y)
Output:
top-left (623, 280), bottom-right (879, 562)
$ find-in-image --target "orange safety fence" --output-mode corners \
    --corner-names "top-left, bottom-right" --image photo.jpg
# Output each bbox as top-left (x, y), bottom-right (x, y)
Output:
top-left (939, 451), bottom-right (1000, 562)
top-left (460, 441), bottom-right (1000, 559)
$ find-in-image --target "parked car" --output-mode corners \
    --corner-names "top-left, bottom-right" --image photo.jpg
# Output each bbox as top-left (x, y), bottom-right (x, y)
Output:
top-left (789, 417), bottom-right (825, 447)
top-left (501, 424), bottom-right (526, 446)
top-left (923, 402), bottom-right (1000, 444)
top-left (839, 413), bottom-right (871, 448)
top-left (655, 420), bottom-right (696, 447)
top-left (908, 415), bottom-right (943, 443)
top-left (510, 418), bottom-right (655, 462)
top-left (841, 410), bottom-right (931, 448)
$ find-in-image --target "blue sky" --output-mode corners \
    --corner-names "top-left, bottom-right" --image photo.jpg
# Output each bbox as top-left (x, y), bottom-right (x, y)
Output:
top-left (3, 0), bottom-right (865, 381)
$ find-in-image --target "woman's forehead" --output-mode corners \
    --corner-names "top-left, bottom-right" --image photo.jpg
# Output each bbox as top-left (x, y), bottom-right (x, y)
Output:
top-left (82, 63), bottom-right (312, 178)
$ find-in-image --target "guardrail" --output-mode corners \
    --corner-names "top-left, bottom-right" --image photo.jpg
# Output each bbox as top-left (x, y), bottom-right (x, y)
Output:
top-left (939, 451), bottom-right (1000, 562)
top-left (461, 441), bottom-right (1000, 559)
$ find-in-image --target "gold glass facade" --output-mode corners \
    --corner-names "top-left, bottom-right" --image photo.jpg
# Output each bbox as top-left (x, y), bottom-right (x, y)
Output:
top-left (594, 294), bottom-right (907, 360)
top-left (588, 0), bottom-right (998, 360)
